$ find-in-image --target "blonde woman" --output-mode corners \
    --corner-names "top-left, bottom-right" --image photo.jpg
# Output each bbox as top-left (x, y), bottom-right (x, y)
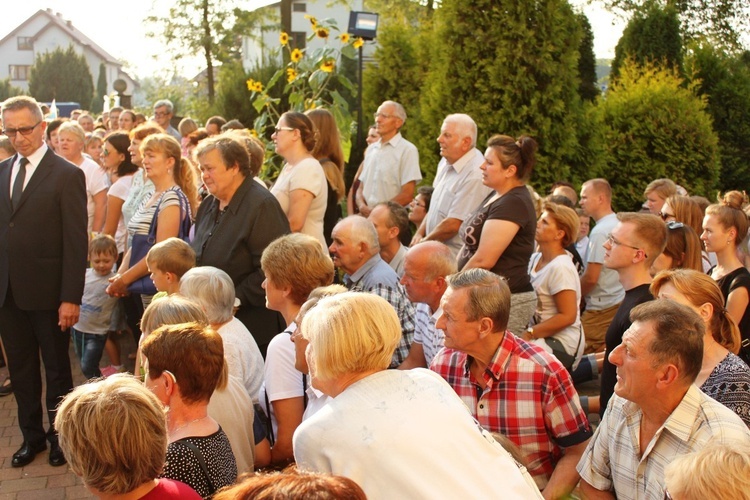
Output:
top-left (702, 191), bottom-right (750, 362)
top-left (652, 269), bottom-right (750, 426)
top-left (106, 134), bottom-right (197, 306)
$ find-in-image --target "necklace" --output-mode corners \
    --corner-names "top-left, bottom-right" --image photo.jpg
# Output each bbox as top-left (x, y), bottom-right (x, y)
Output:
top-left (169, 415), bottom-right (209, 436)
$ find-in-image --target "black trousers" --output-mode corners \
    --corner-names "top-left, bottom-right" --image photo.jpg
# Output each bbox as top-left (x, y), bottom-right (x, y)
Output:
top-left (0, 289), bottom-right (73, 446)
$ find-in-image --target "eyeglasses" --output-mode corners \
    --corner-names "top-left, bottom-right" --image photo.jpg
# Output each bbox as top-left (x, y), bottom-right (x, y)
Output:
top-left (274, 126), bottom-right (295, 133)
top-left (666, 221), bottom-right (685, 230)
top-left (606, 233), bottom-right (647, 257)
top-left (659, 211), bottom-right (676, 221)
top-left (410, 199), bottom-right (426, 208)
top-left (153, 111), bottom-right (170, 118)
top-left (374, 112), bottom-right (395, 119)
top-left (2, 121), bottom-right (42, 138)
top-left (101, 148), bottom-right (111, 157)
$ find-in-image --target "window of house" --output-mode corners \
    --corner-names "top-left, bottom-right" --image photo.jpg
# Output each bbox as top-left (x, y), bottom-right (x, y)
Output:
top-left (9, 65), bottom-right (32, 81)
top-left (292, 31), bottom-right (306, 50)
top-left (17, 37), bottom-right (33, 50)
top-left (293, 3), bottom-right (306, 12)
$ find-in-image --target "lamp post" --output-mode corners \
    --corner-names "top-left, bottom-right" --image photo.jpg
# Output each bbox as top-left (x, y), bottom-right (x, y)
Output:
top-left (348, 11), bottom-right (379, 154)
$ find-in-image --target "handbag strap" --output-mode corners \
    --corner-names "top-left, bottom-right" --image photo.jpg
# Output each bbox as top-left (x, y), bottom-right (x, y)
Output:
top-left (174, 438), bottom-right (216, 493)
top-left (148, 188), bottom-right (192, 242)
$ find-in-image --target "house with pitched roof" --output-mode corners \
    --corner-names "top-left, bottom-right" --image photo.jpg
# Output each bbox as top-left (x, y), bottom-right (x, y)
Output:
top-left (0, 8), bottom-right (137, 96)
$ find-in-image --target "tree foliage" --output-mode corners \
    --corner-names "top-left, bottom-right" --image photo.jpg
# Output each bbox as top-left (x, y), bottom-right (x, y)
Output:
top-left (247, 17), bottom-right (361, 180)
top-left (686, 45), bottom-right (750, 192)
top-left (28, 46), bottom-right (94, 108)
top-left (577, 13), bottom-right (600, 101)
top-left (416, 0), bottom-right (585, 189)
top-left (90, 63), bottom-right (107, 114)
top-left (611, 2), bottom-right (683, 80)
top-left (593, 59), bottom-right (720, 211)
top-left (601, 0), bottom-right (748, 50)
top-left (147, 1), bottom-right (266, 104)
top-left (0, 78), bottom-right (25, 101)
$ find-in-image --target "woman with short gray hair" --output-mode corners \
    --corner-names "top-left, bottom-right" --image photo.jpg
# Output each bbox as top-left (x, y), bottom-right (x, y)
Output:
top-left (180, 266), bottom-right (264, 404)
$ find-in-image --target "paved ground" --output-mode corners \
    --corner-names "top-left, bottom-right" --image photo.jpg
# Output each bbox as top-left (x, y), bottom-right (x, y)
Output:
top-left (0, 331), bottom-right (136, 499)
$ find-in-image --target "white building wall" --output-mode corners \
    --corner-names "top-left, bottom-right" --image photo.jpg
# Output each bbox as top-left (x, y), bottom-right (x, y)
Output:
top-left (242, 0), bottom-right (373, 71)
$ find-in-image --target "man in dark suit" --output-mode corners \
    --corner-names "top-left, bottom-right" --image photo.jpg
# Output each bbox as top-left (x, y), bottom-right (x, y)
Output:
top-left (0, 96), bottom-right (88, 467)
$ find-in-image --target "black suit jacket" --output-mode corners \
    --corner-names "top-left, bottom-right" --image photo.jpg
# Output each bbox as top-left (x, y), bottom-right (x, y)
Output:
top-left (0, 149), bottom-right (88, 310)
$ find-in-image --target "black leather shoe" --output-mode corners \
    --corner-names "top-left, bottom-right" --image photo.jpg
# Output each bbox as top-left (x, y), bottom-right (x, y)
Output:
top-left (11, 441), bottom-right (46, 468)
top-left (0, 378), bottom-right (12, 397)
top-left (49, 441), bottom-right (66, 467)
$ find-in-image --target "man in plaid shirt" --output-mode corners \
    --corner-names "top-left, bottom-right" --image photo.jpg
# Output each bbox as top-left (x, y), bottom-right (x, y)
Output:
top-left (430, 268), bottom-right (591, 498)
top-left (577, 300), bottom-right (750, 500)
top-left (330, 216), bottom-right (415, 367)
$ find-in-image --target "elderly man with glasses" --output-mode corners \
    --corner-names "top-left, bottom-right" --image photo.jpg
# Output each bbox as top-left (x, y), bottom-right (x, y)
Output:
top-left (152, 99), bottom-right (181, 141)
top-left (0, 96), bottom-right (88, 468)
top-left (355, 100), bottom-right (421, 217)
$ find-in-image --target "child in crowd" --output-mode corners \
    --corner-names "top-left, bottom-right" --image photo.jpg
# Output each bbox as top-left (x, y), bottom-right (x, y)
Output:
top-left (146, 237), bottom-right (196, 300)
top-left (131, 238), bottom-right (196, 377)
top-left (575, 208), bottom-right (590, 263)
top-left (72, 235), bottom-right (119, 379)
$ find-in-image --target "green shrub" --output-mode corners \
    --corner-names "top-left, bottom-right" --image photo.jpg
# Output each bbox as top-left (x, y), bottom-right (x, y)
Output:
top-left (594, 59), bottom-right (720, 211)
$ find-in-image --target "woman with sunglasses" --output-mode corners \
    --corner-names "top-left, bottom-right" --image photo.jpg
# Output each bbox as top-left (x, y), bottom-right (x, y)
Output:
top-left (702, 191), bottom-right (750, 364)
top-left (271, 112), bottom-right (328, 252)
top-left (649, 221), bottom-right (703, 277)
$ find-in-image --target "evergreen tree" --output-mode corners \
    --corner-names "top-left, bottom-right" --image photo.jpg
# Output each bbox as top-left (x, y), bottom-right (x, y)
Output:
top-left (416, 0), bottom-right (585, 188)
top-left (577, 13), bottom-right (600, 101)
top-left (0, 78), bottom-right (25, 101)
top-left (687, 45), bottom-right (750, 192)
top-left (594, 59), bottom-right (720, 211)
top-left (611, 3), bottom-right (683, 80)
top-left (91, 63), bottom-right (107, 114)
top-left (28, 46), bottom-right (94, 109)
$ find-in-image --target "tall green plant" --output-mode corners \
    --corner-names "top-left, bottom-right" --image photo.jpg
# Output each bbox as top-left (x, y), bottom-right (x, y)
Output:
top-left (416, 0), bottom-right (584, 189)
top-left (248, 16), bottom-right (361, 180)
top-left (687, 44), bottom-right (750, 192)
top-left (595, 59), bottom-right (720, 211)
top-left (91, 63), bottom-right (107, 113)
top-left (610, 2), bottom-right (683, 80)
top-left (28, 46), bottom-right (94, 108)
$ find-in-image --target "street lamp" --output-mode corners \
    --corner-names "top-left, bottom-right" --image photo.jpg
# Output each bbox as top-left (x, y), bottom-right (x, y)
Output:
top-left (348, 11), bottom-right (379, 154)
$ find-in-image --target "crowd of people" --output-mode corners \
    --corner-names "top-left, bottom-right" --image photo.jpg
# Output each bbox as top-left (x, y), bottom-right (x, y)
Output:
top-left (1, 94), bottom-right (750, 499)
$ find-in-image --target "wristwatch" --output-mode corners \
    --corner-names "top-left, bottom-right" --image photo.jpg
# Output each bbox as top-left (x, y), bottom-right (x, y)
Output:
top-left (525, 326), bottom-right (535, 339)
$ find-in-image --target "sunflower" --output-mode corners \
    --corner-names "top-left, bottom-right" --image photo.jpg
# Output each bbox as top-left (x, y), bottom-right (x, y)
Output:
top-left (286, 68), bottom-right (298, 83)
top-left (290, 48), bottom-right (303, 62)
top-left (339, 33), bottom-right (350, 44)
top-left (279, 32), bottom-right (289, 46)
top-left (245, 78), bottom-right (255, 91)
top-left (252, 81), bottom-right (263, 92)
top-left (320, 59), bottom-right (335, 73)
top-left (353, 37), bottom-right (364, 49)
top-left (316, 27), bottom-right (329, 39)
top-left (249, 129), bottom-right (259, 138)
top-left (304, 14), bottom-right (318, 27)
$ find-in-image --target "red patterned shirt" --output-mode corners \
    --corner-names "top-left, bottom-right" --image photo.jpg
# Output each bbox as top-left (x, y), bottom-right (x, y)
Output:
top-left (430, 331), bottom-right (592, 488)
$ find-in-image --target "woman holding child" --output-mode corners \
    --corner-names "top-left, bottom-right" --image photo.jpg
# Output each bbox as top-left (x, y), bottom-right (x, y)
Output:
top-left (106, 134), bottom-right (197, 307)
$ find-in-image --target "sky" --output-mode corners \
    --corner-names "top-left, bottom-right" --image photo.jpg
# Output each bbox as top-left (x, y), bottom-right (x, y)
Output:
top-left (0, 0), bottom-right (627, 80)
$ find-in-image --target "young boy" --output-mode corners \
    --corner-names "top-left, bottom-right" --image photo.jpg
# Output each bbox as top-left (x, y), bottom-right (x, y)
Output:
top-left (133, 238), bottom-right (197, 377)
top-left (146, 237), bottom-right (196, 300)
top-left (72, 235), bottom-right (119, 379)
